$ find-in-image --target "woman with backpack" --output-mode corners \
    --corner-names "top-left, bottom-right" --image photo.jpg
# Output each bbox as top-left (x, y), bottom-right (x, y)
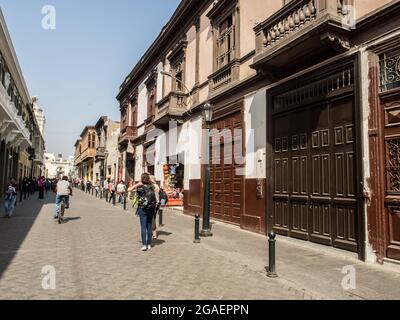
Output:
top-left (128, 173), bottom-right (159, 251)
top-left (4, 178), bottom-right (17, 218)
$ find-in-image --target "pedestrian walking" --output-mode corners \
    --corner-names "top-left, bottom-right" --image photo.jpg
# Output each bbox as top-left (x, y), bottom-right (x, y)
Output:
top-left (22, 177), bottom-right (28, 199)
top-left (38, 176), bottom-right (45, 199)
top-left (45, 179), bottom-right (51, 194)
top-left (4, 178), bottom-right (17, 218)
top-left (116, 180), bottom-right (126, 204)
top-left (108, 179), bottom-right (115, 203)
top-left (149, 175), bottom-right (160, 240)
top-left (128, 173), bottom-right (158, 251)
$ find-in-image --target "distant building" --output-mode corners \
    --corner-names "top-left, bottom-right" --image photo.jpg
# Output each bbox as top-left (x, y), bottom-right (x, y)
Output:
top-left (32, 96), bottom-right (45, 136)
top-left (74, 126), bottom-right (97, 182)
top-left (44, 153), bottom-right (74, 179)
top-left (74, 118), bottom-right (120, 184)
top-left (94, 116), bottom-right (120, 183)
top-left (0, 8), bottom-right (45, 193)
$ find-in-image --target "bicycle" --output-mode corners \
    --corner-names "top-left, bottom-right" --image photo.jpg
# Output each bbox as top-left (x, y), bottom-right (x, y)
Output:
top-left (56, 196), bottom-right (69, 224)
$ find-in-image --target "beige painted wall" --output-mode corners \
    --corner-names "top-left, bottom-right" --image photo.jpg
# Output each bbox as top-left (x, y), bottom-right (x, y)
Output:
top-left (356, 0), bottom-right (394, 19)
top-left (239, 0), bottom-right (282, 56)
top-left (198, 4), bottom-right (214, 85)
top-left (186, 25), bottom-right (197, 91)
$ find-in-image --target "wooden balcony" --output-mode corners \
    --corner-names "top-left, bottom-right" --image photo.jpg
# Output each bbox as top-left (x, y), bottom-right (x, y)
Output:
top-left (209, 59), bottom-right (240, 94)
top-left (95, 146), bottom-right (107, 160)
top-left (153, 91), bottom-right (188, 129)
top-left (74, 147), bottom-right (96, 166)
top-left (119, 126), bottom-right (137, 147)
top-left (252, 0), bottom-right (353, 77)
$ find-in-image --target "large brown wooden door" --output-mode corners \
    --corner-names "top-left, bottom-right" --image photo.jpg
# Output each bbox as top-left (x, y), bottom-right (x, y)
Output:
top-left (210, 112), bottom-right (243, 225)
top-left (272, 95), bottom-right (358, 252)
top-left (381, 92), bottom-right (400, 260)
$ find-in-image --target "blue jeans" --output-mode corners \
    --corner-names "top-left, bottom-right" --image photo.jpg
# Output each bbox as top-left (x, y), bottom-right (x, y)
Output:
top-left (54, 195), bottom-right (70, 218)
top-left (138, 207), bottom-right (155, 246)
top-left (4, 196), bottom-right (16, 216)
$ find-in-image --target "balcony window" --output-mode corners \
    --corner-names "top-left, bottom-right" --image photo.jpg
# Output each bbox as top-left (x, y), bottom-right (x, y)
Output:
top-left (88, 133), bottom-right (96, 149)
top-left (167, 39), bottom-right (187, 94)
top-left (216, 15), bottom-right (235, 70)
top-left (174, 63), bottom-right (184, 92)
top-left (145, 73), bottom-right (157, 120)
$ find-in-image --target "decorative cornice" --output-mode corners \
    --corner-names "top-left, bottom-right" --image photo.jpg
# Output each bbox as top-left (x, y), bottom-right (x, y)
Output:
top-left (167, 39), bottom-right (188, 65)
top-left (116, 0), bottom-right (210, 101)
top-left (206, 0), bottom-right (237, 21)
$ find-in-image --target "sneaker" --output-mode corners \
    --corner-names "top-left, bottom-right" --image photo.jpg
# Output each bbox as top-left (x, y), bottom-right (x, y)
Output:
top-left (141, 246), bottom-right (147, 251)
top-left (147, 245), bottom-right (152, 250)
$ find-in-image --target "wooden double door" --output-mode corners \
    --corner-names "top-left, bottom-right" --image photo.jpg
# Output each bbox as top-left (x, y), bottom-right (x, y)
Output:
top-left (381, 91), bottom-right (400, 261)
top-left (272, 95), bottom-right (359, 252)
top-left (209, 112), bottom-right (244, 225)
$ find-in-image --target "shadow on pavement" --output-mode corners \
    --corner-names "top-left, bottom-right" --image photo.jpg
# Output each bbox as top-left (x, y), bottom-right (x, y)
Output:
top-left (62, 217), bottom-right (81, 223)
top-left (157, 230), bottom-right (172, 236)
top-left (152, 239), bottom-right (166, 247)
top-left (0, 192), bottom-right (53, 280)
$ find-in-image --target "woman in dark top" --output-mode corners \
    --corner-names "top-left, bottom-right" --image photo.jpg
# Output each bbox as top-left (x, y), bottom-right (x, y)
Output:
top-left (128, 173), bottom-right (159, 252)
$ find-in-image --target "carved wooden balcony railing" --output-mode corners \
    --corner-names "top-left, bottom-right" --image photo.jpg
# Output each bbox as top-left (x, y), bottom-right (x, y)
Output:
top-left (153, 91), bottom-right (188, 129)
top-left (74, 147), bottom-right (96, 166)
top-left (252, 0), bottom-right (352, 76)
top-left (119, 126), bottom-right (137, 146)
top-left (95, 146), bottom-right (107, 160)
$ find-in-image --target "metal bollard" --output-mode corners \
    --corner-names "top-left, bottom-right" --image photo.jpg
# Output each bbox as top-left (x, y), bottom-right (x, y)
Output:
top-left (266, 231), bottom-right (278, 278)
top-left (112, 193), bottom-right (116, 206)
top-left (194, 214), bottom-right (201, 244)
top-left (123, 195), bottom-right (127, 211)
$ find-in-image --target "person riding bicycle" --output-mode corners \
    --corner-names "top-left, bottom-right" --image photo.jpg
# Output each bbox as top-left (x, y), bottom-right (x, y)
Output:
top-left (54, 176), bottom-right (72, 219)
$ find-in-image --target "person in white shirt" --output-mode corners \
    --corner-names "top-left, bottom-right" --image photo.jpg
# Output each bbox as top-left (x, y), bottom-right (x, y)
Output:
top-left (116, 180), bottom-right (126, 204)
top-left (54, 176), bottom-right (72, 219)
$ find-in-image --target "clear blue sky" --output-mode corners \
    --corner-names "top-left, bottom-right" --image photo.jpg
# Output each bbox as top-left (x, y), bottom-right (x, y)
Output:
top-left (0, 0), bottom-right (180, 156)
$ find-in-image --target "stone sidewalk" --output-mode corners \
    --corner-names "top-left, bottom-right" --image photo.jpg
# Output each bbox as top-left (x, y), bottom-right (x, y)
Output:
top-left (0, 190), bottom-right (302, 300)
top-left (1, 190), bottom-right (399, 300)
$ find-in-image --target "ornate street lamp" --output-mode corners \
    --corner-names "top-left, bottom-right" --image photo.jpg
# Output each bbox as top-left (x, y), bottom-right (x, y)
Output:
top-left (200, 102), bottom-right (214, 237)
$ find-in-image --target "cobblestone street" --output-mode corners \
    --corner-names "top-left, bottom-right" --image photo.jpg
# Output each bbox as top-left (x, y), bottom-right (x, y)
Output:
top-left (0, 191), bottom-right (303, 300)
top-left (1, 190), bottom-right (400, 300)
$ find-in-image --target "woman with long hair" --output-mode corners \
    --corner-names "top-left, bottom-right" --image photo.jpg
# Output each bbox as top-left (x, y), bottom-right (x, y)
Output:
top-left (128, 173), bottom-right (159, 251)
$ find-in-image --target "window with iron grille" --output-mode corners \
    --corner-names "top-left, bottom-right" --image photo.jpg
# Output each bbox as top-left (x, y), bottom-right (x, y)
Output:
top-left (380, 48), bottom-right (400, 92)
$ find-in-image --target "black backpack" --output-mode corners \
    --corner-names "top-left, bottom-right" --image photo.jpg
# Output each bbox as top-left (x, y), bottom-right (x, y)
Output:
top-left (136, 185), bottom-right (157, 209)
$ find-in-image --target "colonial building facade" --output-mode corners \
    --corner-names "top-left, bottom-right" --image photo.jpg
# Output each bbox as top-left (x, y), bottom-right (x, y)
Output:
top-left (94, 116), bottom-right (120, 183)
top-left (0, 8), bottom-right (44, 195)
top-left (117, 0), bottom-right (400, 265)
top-left (74, 126), bottom-right (96, 183)
top-left (74, 118), bottom-right (120, 184)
